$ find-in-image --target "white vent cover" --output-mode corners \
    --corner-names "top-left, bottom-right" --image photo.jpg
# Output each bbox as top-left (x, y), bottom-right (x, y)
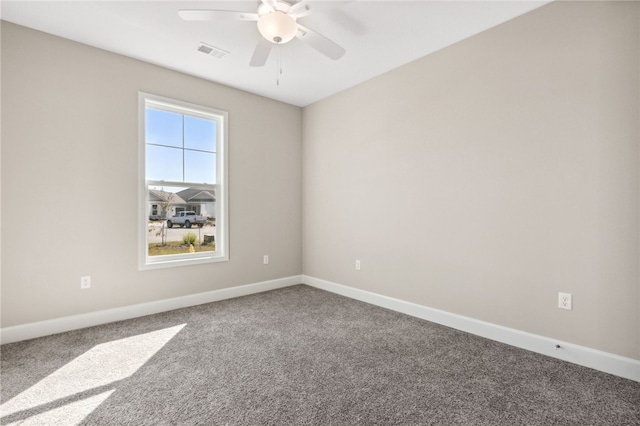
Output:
top-left (197, 42), bottom-right (229, 59)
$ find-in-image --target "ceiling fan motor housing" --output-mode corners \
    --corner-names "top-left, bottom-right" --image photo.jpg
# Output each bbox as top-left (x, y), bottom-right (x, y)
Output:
top-left (257, 1), bottom-right (298, 44)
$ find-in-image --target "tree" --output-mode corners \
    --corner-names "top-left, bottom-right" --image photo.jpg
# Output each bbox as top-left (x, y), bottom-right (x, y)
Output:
top-left (149, 189), bottom-right (176, 248)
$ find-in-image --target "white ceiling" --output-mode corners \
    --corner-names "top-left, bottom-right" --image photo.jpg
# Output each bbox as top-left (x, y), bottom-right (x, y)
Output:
top-left (1, 0), bottom-right (550, 107)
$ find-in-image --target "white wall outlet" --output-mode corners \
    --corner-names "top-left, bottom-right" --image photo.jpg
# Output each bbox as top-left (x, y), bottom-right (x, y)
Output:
top-left (355, 260), bottom-right (361, 271)
top-left (558, 292), bottom-right (572, 310)
top-left (263, 255), bottom-right (269, 265)
top-left (81, 276), bottom-right (91, 289)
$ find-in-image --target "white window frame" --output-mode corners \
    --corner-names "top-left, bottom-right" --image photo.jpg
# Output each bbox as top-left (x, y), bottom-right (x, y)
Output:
top-left (138, 92), bottom-right (229, 270)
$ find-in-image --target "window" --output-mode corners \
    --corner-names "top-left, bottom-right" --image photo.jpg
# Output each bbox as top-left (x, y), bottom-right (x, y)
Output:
top-left (139, 93), bottom-right (228, 269)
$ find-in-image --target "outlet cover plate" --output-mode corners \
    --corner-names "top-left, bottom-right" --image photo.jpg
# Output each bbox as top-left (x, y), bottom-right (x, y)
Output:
top-left (558, 292), bottom-right (572, 310)
top-left (81, 276), bottom-right (91, 289)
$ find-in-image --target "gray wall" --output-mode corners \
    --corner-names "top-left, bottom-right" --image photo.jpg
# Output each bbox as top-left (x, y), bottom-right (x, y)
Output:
top-left (1, 21), bottom-right (302, 327)
top-left (302, 1), bottom-right (640, 360)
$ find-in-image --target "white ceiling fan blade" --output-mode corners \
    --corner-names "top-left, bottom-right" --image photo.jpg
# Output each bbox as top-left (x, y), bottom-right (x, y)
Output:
top-left (296, 24), bottom-right (345, 60)
top-left (178, 10), bottom-right (258, 21)
top-left (260, 0), bottom-right (277, 12)
top-left (288, 2), bottom-right (312, 19)
top-left (249, 38), bottom-right (273, 67)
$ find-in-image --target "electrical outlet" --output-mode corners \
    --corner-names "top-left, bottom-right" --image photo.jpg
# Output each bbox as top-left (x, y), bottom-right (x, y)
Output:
top-left (263, 255), bottom-right (269, 265)
top-left (355, 260), bottom-right (361, 271)
top-left (558, 292), bottom-right (572, 310)
top-left (81, 276), bottom-right (91, 289)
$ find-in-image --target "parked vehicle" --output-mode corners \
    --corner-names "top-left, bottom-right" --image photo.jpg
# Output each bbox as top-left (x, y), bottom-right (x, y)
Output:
top-left (166, 211), bottom-right (206, 229)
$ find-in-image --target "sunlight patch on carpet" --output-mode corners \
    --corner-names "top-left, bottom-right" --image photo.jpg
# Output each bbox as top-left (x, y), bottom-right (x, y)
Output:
top-left (3, 390), bottom-right (116, 426)
top-left (0, 324), bottom-right (185, 424)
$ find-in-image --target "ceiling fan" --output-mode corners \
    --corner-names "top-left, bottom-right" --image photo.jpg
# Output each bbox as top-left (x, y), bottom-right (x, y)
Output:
top-left (178, 0), bottom-right (346, 67)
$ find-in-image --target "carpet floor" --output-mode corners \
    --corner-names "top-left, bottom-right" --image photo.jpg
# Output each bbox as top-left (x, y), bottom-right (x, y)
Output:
top-left (1, 284), bottom-right (639, 425)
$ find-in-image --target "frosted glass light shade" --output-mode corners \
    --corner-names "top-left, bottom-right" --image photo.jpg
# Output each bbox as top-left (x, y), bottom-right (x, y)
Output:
top-left (257, 11), bottom-right (297, 44)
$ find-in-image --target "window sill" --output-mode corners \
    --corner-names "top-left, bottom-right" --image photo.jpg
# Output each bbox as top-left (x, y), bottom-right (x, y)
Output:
top-left (140, 252), bottom-right (229, 270)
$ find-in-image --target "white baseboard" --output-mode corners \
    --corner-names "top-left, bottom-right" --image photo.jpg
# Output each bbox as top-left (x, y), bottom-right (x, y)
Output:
top-left (302, 275), bottom-right (640, 383)
top-left (3, 274), bottom-right (638, 382)
top-left (0, 275), bottom-right (302, 345)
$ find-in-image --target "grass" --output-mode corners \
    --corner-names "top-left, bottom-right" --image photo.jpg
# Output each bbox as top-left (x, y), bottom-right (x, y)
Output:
top-left (148, 241), bottom-right (215, 256)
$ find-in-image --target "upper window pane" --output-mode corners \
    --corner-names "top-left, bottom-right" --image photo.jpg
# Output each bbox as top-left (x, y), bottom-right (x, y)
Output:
top-left (184, 115), bottom-right (216, 152)
top-left (146, 145), bottom-right (183, 182)
top-left (145, 108), bottom-right (182, 148)
top-left (185, 151), bottom-right (216, 184)
top-left (145, 106), bottom-right (217, 184)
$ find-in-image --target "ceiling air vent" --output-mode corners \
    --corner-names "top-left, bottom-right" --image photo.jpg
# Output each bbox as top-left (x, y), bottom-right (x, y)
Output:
top-left (197, 42), bottom-right (229, 59)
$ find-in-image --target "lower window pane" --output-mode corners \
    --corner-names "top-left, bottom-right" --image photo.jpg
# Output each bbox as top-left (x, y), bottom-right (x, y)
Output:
top-left (147, 185), bottom-right (216, 257)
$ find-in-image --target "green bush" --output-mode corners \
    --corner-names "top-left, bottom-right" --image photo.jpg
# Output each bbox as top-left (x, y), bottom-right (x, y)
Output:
top-left (182, 232), bottom-right (197, 245)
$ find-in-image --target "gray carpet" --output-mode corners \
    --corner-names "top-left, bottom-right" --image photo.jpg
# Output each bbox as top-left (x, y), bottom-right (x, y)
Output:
top-left (1, 285), bottom-right (639, 425)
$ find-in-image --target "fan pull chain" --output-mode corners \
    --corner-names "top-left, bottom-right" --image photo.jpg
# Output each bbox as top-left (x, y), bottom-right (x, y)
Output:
top-left (276, 44), bottom-right (282, 86)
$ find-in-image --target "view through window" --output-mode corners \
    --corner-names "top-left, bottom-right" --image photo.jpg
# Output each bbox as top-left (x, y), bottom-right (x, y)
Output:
top-left (140, 93), bottom-right (228, 268)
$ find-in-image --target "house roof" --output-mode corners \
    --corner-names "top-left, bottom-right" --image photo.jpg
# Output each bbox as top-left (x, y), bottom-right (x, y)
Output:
top-left (176, 188), bottom-right (216, 203)
top-left (149, 189), bottom-right (187, 205)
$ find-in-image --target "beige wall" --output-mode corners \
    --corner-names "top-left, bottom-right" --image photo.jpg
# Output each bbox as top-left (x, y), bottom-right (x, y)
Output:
top-left (303, 1), bottom-right (640, 360)
top-left (2, 2), bottom-right (639, 362)
top-left (1, 22), bottom-right (302, 327)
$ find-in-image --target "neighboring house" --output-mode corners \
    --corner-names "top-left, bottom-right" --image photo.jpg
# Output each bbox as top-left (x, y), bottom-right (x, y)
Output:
top-left (148, 188), bottom-right (216, 220)
top-left (176, 188), bottom-right (216, 219)
top-left (148, 188), bottom-right (186, 220)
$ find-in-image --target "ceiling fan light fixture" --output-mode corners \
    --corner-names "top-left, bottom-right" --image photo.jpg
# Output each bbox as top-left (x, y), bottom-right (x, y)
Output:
top-left (257, 11), bottom-right (297, 44)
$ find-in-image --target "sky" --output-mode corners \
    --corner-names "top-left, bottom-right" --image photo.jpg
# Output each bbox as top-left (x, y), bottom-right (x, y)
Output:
top-left (145, 107), bottom-right (217, 187)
